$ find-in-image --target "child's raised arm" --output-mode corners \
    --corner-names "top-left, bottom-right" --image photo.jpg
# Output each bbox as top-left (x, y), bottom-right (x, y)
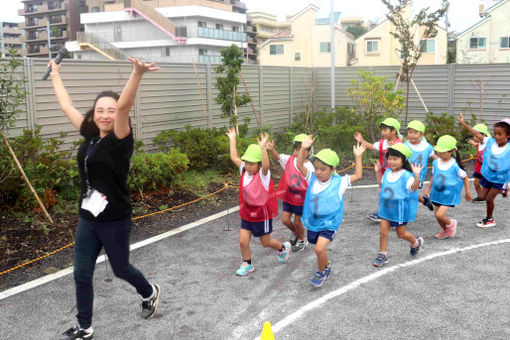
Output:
top-left (459, 113), bottom-right (484, 141)
top-left (374, 160), bottom-right (382, 186)
top-left (266, 140), bottom-right (280, 160)
top-left (297, 135), bottom-right (314, 178)
top-left (349, 142), bottom-right (366, 183)
top-left (354, 131), bottom-right (375, 151)
top-left (227, 128), bottom-right (242, 168)
top-left (410, 163), bottom-right (424, 191)
top-left (257, 133), bottom-right (270, 176)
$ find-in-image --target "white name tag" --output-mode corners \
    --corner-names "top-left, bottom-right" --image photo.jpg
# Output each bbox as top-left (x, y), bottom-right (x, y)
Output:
top-left (81, 189), bottom-right (109, 217)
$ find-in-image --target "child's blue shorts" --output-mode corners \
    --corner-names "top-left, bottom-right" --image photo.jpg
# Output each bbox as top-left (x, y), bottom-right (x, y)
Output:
top-left (241, 218), bottom-right (272, 237)
top-left (307, 229), bottom-right (337, 244)
top-left (282, 201), bottom-right (303, 216)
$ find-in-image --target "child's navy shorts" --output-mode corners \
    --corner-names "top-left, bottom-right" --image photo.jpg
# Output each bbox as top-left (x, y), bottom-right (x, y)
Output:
top-left (241, 218), bottom-right (272, 237)
top-left (432, 201), bottom-right (455, 208)
top-left (282, 201), bottom-right (304, 216)
top-left (473, 171), bottom-right (483, 179)
top-left (307, 229), bottom-right (336, 244)
top-left (389, 221), bottom-right (408, 227)
top-left (480, 177), bottom-right (508, 190)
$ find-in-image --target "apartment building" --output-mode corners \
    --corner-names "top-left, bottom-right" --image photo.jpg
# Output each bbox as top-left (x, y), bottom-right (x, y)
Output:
top-left (248, 11), bottom-right (291, 45)
top-left (0, 21), bottom-right (26, 57)
top-left (82, 0), bottom-right (257, 63)
top-left (18, 0), bottom-right (84, 57)
top-left (67, 0), bottom-right (249, 64)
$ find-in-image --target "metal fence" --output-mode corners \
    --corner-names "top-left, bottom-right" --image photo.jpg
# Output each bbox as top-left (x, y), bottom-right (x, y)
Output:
top-left (5, 59), bottom-right (510, 151)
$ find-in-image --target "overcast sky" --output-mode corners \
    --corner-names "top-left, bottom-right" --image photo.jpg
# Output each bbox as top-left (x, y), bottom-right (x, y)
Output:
top-left (0, 0), bottom-right (502, 33)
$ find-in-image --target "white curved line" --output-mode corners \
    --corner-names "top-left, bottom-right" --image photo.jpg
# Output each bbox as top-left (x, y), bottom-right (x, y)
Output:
top-left (268, 238), bottom-right (510, 336)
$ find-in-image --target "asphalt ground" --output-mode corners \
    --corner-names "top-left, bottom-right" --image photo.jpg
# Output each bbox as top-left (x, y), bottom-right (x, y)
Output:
top-left (1, 184), bottom-right (509, 340)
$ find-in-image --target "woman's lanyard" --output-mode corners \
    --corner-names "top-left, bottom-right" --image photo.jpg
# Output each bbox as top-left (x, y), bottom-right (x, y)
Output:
top-left (84, 137), bottom-right (102, 192)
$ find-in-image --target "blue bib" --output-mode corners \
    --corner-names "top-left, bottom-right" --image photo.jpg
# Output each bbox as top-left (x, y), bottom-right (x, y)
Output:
top-left (405, 141), bottom-right (434, 182)
top-left (302, 173), bottom-right (344, 232)
top-left (430, 159), bottom-right (463, 206)
top-left (481, 138), bottom-right (510, 184)
top-left (378, 170), bottom-right (418, 223)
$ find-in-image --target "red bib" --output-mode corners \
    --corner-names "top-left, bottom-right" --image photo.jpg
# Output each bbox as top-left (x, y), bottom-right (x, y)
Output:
top-left (379, 138), bottom-right (402, 175)
top-left (276, 155), bottom-right (308, 206)
top-left (474, 147), bottom-right (484, 173)
top-left (239, 169), bottom-right (278, 222)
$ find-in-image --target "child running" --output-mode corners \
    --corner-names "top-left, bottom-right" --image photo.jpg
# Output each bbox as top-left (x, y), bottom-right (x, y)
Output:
top-left (423, 135), bottom-right (472, 238)
top-left (227, 128), bottom-right (290, 276)
top-left (373, 143), bottom-right (424, 267)
top-left (404, 120), bottom-right (437, 211)
top-left (354, 118), bottom-right (403, 222)
top-left (468, 123), bottom-right (491, 202)
top-left (268, 134), bottom-right (314, 252)
top-left (297, 136), bottom-right (366, 287)
top-left (459, 114), bottom-right (510, 228)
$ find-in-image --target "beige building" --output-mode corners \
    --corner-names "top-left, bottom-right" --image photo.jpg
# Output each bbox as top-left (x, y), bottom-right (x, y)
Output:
top-left (351, 3), bottom-right (447, 67)
top-left (248, 11), bottom-right (291, 45)
top-left (456, 0), bottom-right (510, 64)
top-left (19, 0), bottom-right (84, 57)
top-left (257, 5), bottom-right (354, 67)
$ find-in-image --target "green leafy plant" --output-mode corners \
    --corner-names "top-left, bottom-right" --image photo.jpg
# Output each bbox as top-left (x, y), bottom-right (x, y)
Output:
top-left (348, 70), bottom-right (404, 141)
top-left (215, 44), bottom-right (251, 128)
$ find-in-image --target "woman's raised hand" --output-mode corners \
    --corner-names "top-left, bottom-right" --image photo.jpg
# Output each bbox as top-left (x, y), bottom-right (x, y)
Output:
top-left (128, 57), bottom-right (160, 75)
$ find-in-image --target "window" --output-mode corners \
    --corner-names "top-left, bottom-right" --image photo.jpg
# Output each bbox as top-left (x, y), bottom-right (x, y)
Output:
top-left (420, 39), bottom-right (435, 53)
top-left (294, 52), bottom-right (301, 61)
top-left (165, 46), bottom-right (170, 56)
top-left (470, 37), bottom-right (486, 49)
top-left (501, 37), bottom-right (510, 48)
top-left (198, 21), bottom-right (207, 28)
top-left (176, 26), bottom-right (187, 37)
top-left (320, 42), bottom-right (331, 53)
top-left (199, 48), bottom-right (208, 56)
top-left (348, 43), bottom-right (355, 56)
top-left (366, 40), bottom-right (379, 53)
top-left (269, 44), bottom-right (284, 55)
top-left (215, 24), bottom-right (224, 30)
top-left (92, 6), bottom-right (99, 12)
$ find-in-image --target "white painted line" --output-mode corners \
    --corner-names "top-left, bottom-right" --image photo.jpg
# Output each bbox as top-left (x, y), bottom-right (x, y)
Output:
top-left (264, 238), bottom-right (510, 337)
top-left (0, 206), bottom-right (240, 301)
top-left (348, 178), bottom-right (474, 190)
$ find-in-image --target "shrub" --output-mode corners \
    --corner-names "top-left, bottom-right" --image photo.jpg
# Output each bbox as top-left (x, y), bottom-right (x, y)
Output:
top-left (153, 123), bottom-right (256, 172)
top-left (0, 126), bottom-right (80, 212)
top-left (128, 149), bottom-right (189, 194)
top-left (424, 112), bottom-right (482, 156)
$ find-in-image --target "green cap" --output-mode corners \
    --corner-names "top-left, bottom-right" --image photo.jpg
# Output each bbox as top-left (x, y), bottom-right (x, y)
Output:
top-left (473, 123), bottom-right (491, 137)
top-left (407, 120), bottom-right (425, 133)
top-left (389, 142), bottom-right (413, 159)
top-left (241, 144), bottom-right (262, 163)
top-left (380, 117), bottom-right (401, 131)
top-left (293, 134), bottom-right (308, 142)
top-left (434, 135), bottom-right (457, 153)
top-left (314, 148), bottom-right (340, 167)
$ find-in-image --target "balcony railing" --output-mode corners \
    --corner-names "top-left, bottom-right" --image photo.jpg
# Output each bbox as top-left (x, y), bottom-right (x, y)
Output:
top-left (49, 16), bottom-right (67, 25)
top-left (24, 18), bottom-right (48, 29)
top-left (198, 27), bottom-right (246, 42)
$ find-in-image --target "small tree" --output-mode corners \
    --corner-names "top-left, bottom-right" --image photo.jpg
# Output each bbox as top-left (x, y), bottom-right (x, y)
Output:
top-left (215, 45), bottom-right (251, 130)
top-left (348, 70), bottom-right (405, 141)
top-left (345, 24), bottom-right (369, 39)
top-left (0, 48), bottom-right (54, 223)
top-left (382, 0), bottom-right (449, 126)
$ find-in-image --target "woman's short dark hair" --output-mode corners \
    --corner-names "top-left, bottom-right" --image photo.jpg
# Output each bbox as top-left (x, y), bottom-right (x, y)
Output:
top-left (81, 91), bottom-right (120, 137)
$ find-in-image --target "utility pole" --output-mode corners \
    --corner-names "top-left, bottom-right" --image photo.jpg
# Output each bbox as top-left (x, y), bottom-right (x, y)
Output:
top-left (46, 20), bottom-right (52, 58)
top-left (329, 0), bottom-right (335, 110)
